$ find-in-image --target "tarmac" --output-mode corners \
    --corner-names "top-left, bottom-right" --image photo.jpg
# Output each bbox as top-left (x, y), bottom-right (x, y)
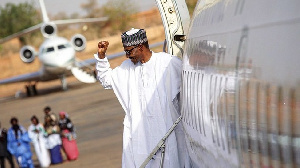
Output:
top-left (1, 80), bottom-right (124, 168)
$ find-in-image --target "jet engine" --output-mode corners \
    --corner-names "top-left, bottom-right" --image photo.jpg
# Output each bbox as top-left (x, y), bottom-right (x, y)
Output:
top-left (20, 46), bottom-right (36, 63)
top-left (41, 22), bottom-right (57, 38)
top-left (70, 34), bottom-right (86, 52)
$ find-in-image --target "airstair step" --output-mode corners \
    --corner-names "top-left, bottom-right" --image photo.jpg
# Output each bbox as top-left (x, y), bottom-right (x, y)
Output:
top-left (71, 67), bottom-right (96, 83)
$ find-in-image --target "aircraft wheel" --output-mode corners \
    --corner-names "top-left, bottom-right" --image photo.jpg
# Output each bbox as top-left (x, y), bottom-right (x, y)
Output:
top-left (25, 85), bottom-right (38, 97)
top-left (32, 84), bottom-right (38, 95)
top-left (25, 85), bottom-right (31, 97)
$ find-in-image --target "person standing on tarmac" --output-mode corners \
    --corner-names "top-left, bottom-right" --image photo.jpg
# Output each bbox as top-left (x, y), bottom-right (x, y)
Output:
top-left (94, 28), bottom-right (190, 168)
top-left (28, 116), bottom-right (51, 168)
top-left (7, 117), bottom-right (34, 168)
top-left (0, 121), bottom-right (15, 168)
top-left (58, 111), bottom-right (79, 161)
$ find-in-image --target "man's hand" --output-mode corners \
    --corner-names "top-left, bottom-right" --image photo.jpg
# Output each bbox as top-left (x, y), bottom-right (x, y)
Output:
top-left (98, 41), bottom-right (109, 59)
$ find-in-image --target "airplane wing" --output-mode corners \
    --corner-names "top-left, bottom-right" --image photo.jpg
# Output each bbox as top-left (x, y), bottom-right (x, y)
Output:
top-left (0, 71), bottom-right (43, 85)
top-left (53, 17), bottom-right (108, 25)
top-left (0, 17), bottom-right (108, 44)
top-left (78, 51), bottom-right (126, 67)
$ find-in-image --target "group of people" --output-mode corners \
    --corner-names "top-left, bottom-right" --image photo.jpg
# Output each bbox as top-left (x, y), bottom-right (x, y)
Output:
top-left (0, 106), bottom-right (79, 168)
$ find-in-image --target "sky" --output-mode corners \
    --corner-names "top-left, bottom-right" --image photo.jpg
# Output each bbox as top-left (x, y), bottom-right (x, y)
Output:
top-left (0, 0), bottom-right (157, 16)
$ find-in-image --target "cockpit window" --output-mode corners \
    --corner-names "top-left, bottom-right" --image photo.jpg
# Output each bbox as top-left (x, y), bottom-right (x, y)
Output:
top-left (46, 47), bottom-right (54, 53)
top-left (58, 44), bottom-right (66, 49)
top-left (58, 43), bottom-right (71, 50)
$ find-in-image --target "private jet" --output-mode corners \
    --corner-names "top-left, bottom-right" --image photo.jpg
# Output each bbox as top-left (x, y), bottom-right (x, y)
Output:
top-left (0, 0), bottom-right (108, 96)
top-left (144, 0), bottom-right (300, 167)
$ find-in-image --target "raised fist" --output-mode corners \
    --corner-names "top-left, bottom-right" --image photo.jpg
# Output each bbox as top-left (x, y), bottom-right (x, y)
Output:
top-left (97, 41), bottom-right (109, 59)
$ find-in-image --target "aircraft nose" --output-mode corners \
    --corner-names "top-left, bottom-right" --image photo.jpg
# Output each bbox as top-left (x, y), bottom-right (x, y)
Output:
top-left (42, 49), bottom-right (75, 67)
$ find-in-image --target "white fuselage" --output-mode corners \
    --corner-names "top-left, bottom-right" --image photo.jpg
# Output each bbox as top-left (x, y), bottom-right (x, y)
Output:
top-left (38, 36), bottom-right (75, 75)
top-left (180, 0), bottom-right (300, 167)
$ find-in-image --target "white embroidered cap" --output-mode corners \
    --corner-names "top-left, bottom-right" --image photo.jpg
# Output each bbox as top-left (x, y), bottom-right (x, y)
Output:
top-left (121, 28), bottom-right (148, 47)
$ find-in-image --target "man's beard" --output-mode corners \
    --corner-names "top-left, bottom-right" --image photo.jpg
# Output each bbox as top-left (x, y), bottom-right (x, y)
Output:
top-left (129, 57), bottom-right (139, 64)
top-left (12, 124), bottom-right (19, 131)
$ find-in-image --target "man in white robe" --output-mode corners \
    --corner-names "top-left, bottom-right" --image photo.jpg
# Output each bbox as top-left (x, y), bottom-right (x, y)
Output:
top-left (28, 116), bottom-right (50, 168)
top-left (94, 28), bottom-right (190, 168)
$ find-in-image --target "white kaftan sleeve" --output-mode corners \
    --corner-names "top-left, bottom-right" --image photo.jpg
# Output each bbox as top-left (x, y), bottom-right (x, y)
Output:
top-left (94, 54), bottom-right (113, 89)
top-left (27, 125), bottom-right (35, 141)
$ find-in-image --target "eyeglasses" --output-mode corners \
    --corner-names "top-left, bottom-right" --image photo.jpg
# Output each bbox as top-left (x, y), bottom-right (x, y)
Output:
top-left (124, 45), bottom-right (138, 55)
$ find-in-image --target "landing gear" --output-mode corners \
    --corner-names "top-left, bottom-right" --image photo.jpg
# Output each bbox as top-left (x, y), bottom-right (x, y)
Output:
top-left (25, 84), bottom-right (37, 97)
top-left (60, 74), bottom-right (68, 91)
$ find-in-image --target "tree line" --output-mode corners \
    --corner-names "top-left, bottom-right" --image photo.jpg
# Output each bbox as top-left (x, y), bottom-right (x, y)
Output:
top-left (0, 0), bottom-right (137, 41)
top-left (0, 0), bottom-right (198, 47)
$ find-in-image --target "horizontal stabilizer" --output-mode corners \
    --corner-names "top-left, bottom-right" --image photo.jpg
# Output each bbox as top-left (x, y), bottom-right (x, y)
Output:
top-left (0, 23), bottom-right (43, 44)
top-left (0, 17), bottom-right (108, 44)
top-left (71, 67), bottom-right (96, 83)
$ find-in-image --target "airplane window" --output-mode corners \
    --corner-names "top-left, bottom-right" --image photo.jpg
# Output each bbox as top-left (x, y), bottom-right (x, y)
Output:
top-left (46, 47), bottom-right (54, 52)
top-left (58, 44), bottom-right (66, 49)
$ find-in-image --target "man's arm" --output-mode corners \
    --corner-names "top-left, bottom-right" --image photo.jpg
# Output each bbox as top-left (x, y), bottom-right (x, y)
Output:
top-left (94, 41), bottom-right (113, 89)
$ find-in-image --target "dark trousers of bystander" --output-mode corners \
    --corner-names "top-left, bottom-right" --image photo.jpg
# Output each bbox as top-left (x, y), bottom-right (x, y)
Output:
top-left (0, 153), bottom-right (15, 168)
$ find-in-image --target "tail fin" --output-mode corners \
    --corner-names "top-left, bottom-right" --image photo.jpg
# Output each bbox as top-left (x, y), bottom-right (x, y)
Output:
top-left (38, 0), bottom-right (50, 22)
